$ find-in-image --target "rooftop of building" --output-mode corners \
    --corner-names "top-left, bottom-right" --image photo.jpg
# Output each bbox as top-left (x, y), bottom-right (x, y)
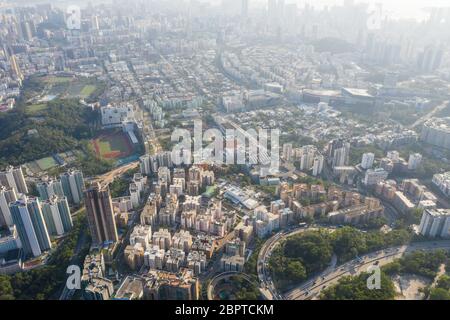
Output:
top-left (342, 88), bottom-right (374, 98)
top-left (425, 208), bottom-right (450, 217)
top-left (114, 276), bottom-right (144, 300)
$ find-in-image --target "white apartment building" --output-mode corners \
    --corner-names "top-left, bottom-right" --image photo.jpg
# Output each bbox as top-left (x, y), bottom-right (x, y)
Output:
top-left (408, 153), bottom-right (423, 170)
top-left (363, 168), bottom-right (389, 186)
top-left (433, 172), bottom-right (450, 197)
top-left (130, 225), bottom-right (152, 249)
top-left (419, 209), bottom-right (450, 238)
top-left (0, 166), bottom-right (28, 195)
top-left (361, 153), bottom-right (375, 170)
top-left (312, 155), bottom-right (324, 176)
top-left (0, 186), bottom-right (17, 227)
top-left (101, 104), bottom-right (135, 128)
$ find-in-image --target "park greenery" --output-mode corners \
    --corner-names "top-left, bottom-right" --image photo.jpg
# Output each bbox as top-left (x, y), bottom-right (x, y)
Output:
top-left (320, 272), bottom-right (397, 300)
top-left (269, 227), bottom-right (413, 291)
top-left (321, 250), bottom-right (449, 300)
top-left (429, 274), bottom-right (450, 300)
top-left (0, 212), bottom-right (90, 300)
top-left (0, 74), bottom-right (115, 176)
top-left (269, 230), bottom-right (332, 290)
top-left (0, 98), bottom-right (116, 176)
top-left (109, 168), bottom-right (139, 198)
top-left (0, 99), bottom-right (97, 165)
top-left (230, 276), bottom-right (261, 300)
top-left (383, 250), bottom-right (448, 279)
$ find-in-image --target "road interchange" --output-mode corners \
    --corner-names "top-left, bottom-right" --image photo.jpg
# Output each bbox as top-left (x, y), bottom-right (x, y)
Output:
top-left (257, 225), bottom-right (450, 300)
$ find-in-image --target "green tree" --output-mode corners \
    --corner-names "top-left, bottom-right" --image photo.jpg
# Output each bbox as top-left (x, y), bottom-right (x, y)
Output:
top-left (0, 275), bottom-right (14, 300)
top-left (436, 275), bottom-right (450, 290)
top-left (284, 231), bottom-right (333, 273)
top-left (286, 261), bottom-right (307, 282)
top-left (429, 288), bottom-right (450, 300)
top-left (320, 272), bottom-right (396, 300)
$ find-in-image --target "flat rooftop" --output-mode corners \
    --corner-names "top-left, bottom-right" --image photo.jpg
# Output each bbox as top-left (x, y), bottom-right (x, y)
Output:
top-left (342, 88), bottom-right (374, 98)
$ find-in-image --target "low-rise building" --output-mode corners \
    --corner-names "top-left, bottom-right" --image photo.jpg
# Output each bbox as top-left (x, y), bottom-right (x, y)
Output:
top-left (114, 276), bottom-right (145, 300)
top-left (143, 268), bottom-right (199, 300)
top-left (220, 254), bottom-right (245, 272)
top-left (84, 277), bottom-right (115, 300)
top-left (363, 168), bottom-right (389, 186)
top-left (433, 172), bottom-right (450, 197)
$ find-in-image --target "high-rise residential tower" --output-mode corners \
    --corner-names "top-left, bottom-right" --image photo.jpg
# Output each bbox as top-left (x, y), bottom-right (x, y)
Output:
top-left (361, 153), bottom-right (375, 170)
top-left (9, 196), bottom-right (52, 257)
top-left (41, 196), bottom-right (73, 236)
top-left (60, 169), bottom-right (85, 204)
top-left (84, 183), bottom-right (118, 245)
top-left (0, 165), bottom-right (28, 195)
top-left (0, 186), bottom-right (17, 227)
top-left (36, 178), bottom-right (65, 201)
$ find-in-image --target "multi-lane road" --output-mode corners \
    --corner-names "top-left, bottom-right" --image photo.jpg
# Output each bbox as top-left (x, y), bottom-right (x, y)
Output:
top-left (257, 226), bottom-right (317, 300)
top-left (90, 161), bottom-right (140, 186)
top-left (410, 100), bottom-right (449, 129)
top-left (256, 224), bottom-right (450, 301)
top-left (284, 240), bottom-right (450, 300)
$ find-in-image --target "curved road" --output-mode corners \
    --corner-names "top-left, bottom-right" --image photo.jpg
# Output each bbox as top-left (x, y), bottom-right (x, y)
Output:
top-left (257, 226), bottom-right (319, 300)
top-left (257, 225), bottom-right (450, 301)
top-left (207, 271), bottom-right (256, 300)
top-left (285, 240), bottom-right (450, 300)
top-left (91, 161), bottom-right (140, 186)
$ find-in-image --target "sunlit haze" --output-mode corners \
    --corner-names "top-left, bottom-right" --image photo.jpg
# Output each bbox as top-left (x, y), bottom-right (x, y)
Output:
top-left (1, 0), bottom-right (450, 309)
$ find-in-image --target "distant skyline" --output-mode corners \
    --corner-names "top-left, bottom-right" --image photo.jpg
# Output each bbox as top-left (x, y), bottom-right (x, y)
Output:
top-left (4, 0), bottom-right (450, 21)
top-left (255, 0), bottom-right (450, 21)
top-left (240, 0), bottom-right (450, 21)
top-left (208, 0), bottom-right (450, 21)
top-left (298, 0), bottom-right (450, 21)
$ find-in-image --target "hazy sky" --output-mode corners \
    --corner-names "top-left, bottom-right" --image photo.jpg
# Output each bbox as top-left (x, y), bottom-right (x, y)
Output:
top-left (6, 0), bottom-right (450, 21)
top-left (209, 0), bottom-right (450, 21)
top-left (266, 0), bottom-right (450, 21)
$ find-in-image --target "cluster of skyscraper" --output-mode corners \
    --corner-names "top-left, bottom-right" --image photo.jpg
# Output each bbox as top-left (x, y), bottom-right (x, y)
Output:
top-left (0, 167), bottom-right (85, 258)
top-left (36, 170), bottom-right (85, 205)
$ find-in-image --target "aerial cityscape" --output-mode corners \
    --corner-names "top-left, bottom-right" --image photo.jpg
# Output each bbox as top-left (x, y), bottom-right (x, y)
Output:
top-left (1, 0), bottom-right (450, 305)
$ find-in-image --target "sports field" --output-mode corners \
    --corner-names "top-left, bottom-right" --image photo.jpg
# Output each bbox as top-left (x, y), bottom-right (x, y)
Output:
top-left (26, 103), bottom-right (48, 114)
top-left (43, 76), bottom-right (73, 84)
top-left (35, 156), bottom-right (58, 171)
top-left (80, 85), bottom-right (97, 98)
top-left (40, 75), bottom-right (100, 100)
top-left (91, 131), bottom-right (134, 160)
